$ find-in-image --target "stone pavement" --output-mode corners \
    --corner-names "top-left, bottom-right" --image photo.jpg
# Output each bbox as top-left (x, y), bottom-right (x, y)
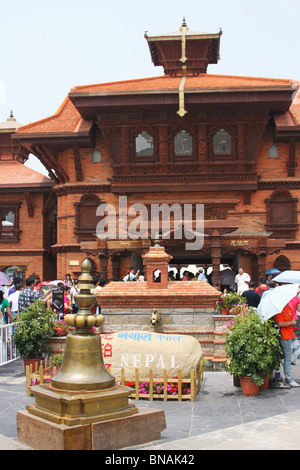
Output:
top-left (1, 359), bottom-right (300, 450)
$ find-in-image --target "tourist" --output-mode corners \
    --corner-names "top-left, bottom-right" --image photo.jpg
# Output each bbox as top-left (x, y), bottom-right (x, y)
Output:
top-left (63, 286), bottom-right (72, 314)
top-left (0, 290), bottom-right (12, 324)
top-left (255, 278), bottom-right (267, 297)
top-left (7, 277), bottom-right (19, 297)
top-left (137, 271), bottom-right (145, 281)
top-left (234, 268), bottom-right (250, 293)
top-left (260, 281), bottom-right (277, 301)
top-left (70, 279), bottom-right (79, 313)
top-left (125, 267), bottom-right (140, 281)
top-left (18, 277), bottom-right (39, 314)
top-left (241, 281), bottom-right (261, 308)
top-left (197, 268), bottom-right (208, 282)
top-left (8, 283), bottom-right (22, 320)
top-left (91, 278), bottom-right (107, 314)
top-left (182, 271), bottom-right (189, 281)
top-left (64, 273), bottom-right (73, 287)
top-left (92, 277), bottom-right (107, 294)
top-left (274, 303), bottom-right (300, 387)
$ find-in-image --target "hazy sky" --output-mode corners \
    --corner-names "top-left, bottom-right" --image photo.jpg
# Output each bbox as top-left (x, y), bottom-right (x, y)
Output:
top-left (1, 0), bottom-right (299, 175)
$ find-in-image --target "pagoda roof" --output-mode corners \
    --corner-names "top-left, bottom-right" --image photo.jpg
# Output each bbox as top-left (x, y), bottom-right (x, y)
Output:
top-left (274, 81), bottom-right (300, 135)
top-left (14, 73), bottom-right (298, 137)
top-left (14, 97), bottom-right (93, 137)
top-left (70, 73), bottom-right (294, 94)
top-left (0, 111), bottom-right (22, 133)
top-left (0, 160), bottom-right (54, 191)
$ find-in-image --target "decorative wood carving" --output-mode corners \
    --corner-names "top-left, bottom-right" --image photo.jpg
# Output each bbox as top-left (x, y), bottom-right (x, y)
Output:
top-left (0, 202), bottom-right (21, 242)
top-left (74, 193), bottom-right (101, 242)
top-left (121, 127), bottom-right (130, 163)
top-left (265, 189), bottom-right (298, 239)
top-left (197, 125), bottom-right (208, 161)
top-left (287, 137), bottom-right (297, 177)
top-left (158, 127), bottom-right (169, 162)
top-left (35, 144), bottom-right (69, 184)
top-left (72, 144), bottom-right (83, 181)
top-left (274, 254), bottom-right (291, 271)
top-left (24, 192), bottom-right (34, 218)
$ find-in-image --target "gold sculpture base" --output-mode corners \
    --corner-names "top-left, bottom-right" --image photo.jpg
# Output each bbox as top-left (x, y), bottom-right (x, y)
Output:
top-left (26, 383), bottom-right (138, 426)
top-left (17, 406), bottom-right (166, 450)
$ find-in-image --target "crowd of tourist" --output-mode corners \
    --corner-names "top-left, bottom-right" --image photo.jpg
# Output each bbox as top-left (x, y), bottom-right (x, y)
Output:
top-left (0, 272), bottom-right (108, 323)
top-left (1, 264), bottom-right (300, 390)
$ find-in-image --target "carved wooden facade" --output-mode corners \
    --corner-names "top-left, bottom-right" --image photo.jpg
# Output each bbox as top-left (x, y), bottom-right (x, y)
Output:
top-left (10, 23), bottom-right (300, 284)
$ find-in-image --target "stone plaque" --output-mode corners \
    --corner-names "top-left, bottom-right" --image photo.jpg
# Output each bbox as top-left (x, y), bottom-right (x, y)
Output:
top-left (101, 331), bottom-right (202, 378)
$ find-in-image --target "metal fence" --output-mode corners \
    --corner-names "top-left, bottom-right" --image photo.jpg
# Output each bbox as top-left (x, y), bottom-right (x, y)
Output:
top-left (0, 322), bottom-right (20, 366)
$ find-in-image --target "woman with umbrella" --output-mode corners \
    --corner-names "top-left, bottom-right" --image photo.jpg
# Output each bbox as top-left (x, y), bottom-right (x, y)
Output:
top-left (273, 302), bottom-right (300, 387)
top-left (258, 283), bottom-right (300, 387)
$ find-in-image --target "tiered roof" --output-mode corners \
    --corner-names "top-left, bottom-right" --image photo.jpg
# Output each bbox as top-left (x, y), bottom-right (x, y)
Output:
top-left (15, 74), bottom-right (298, 136)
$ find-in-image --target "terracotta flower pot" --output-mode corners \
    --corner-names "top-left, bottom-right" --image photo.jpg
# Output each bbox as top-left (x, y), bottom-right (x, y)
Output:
top-left (259, 376), bottom-right (270, 392)
top-left (23, 358), bottom-right (41, 373)
top-left (221, 308), bottom-right (229, 315)
top-left (240, 376), bottom-right (260, 396)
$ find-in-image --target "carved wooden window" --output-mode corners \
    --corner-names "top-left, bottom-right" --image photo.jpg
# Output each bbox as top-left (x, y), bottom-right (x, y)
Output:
top-left (74, 194), bottom-right (101, 242)
top-left (135, 131), bottom-right (154, 158)
top-left (174, 131), bottom-right (193, 157)
top-left (0, 203), bottom-right (21, 242)
top-left (274, 255), bottom-right (291, 272)
top-left (268, 145), bottom-right (279, 159)
top-left (213, 129), bottom-right (232, 156)
top-left (265, 189), bottom-right (298, 239)
top-left (92, 150), bottom-right (101, 162)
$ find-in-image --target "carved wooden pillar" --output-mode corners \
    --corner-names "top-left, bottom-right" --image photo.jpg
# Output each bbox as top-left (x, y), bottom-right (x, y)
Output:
top-left (121, 127), bottom-right (130, 163)
top-left (287, 137), bottom-right (296, 177)
top-left (211, 230), bottom-right (221, 289)
top-left (111, 254), bottom-right (120, 281)
top-left (98, 252), bottom-right (109, 280)
top-left (158, 127), bottom-right (169, 162)
top-left (197, 125), bottom-right (207, 161)
top-left (257, 253), bottom-right (267, 282)
top-left (237, 124), bottom-right (246, 161)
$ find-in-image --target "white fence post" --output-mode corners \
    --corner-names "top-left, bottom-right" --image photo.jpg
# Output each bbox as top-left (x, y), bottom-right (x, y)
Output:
top-left (0, 322), bottom-right (20, 366)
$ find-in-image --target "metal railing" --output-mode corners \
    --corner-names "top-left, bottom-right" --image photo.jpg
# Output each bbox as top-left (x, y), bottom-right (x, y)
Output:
top-left (0, 322), bottom-right (20, 366)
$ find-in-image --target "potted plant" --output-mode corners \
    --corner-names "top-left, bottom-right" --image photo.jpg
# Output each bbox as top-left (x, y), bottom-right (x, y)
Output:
top-left (13, 299), bottom-right (56, 372)
top-left (217, 291), bottom-right (246, 315)
top-left (224, 305), bottom-right (282, 396)
top-left (47, 319), bottom-right (74, 360)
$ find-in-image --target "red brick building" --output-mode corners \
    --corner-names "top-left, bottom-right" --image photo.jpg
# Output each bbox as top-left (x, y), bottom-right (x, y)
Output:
top-left (0, 112), bottom-right (56, 282)
top-left (8, 21), bottom-right (300, 285)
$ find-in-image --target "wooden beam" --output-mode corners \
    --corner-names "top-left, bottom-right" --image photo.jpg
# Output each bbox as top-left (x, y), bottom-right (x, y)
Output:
top-left (25, 191), bottom-right (34, 218)
top-left (72, 144), bottom-right (83, 181)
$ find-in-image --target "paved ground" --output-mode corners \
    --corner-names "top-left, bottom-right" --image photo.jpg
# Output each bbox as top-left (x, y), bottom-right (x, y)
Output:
top-left (1, 359), bottom-right (300, 450)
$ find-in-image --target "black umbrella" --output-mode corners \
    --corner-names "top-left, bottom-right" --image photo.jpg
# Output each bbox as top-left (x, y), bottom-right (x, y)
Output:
top-left (220, 268), bottom-right (236, 287)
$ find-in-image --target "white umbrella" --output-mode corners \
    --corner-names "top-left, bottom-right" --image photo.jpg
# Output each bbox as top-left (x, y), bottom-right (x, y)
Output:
top-left (257, 283), bottom-right (300, 320)
top-left (272, 270), bottom-right (300, 284)
top-left (0, 271), bottom-right (12, 286)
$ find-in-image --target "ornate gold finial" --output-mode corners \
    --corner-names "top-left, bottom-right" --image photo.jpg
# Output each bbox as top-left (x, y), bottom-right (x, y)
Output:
top-left (64, 258), bottom-right (104, 330)
top-left (51, 257), bottom-right (115, 392)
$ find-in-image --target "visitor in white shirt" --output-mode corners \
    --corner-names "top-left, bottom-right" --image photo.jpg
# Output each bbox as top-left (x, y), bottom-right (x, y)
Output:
top-left (235, 268), bottom-right (251, 293)
top-left (8, 283), bottom-right (22, 320)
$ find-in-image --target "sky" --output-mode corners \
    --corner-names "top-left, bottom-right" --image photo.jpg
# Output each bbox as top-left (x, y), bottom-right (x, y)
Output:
top-left (1, 0), bottom-right (299, 175)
